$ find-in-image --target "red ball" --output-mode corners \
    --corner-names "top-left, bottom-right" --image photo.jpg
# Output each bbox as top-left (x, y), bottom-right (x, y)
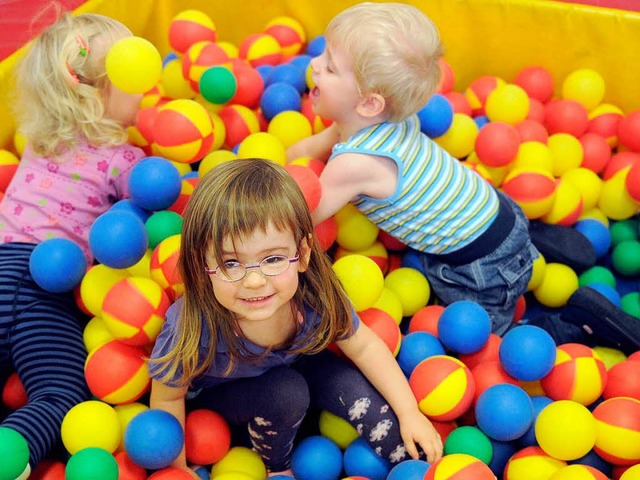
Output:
top-left (514, 66), bottom-right (555, 103)
top-left (185, 409), bottom-right (231, 465)
top-left (147, 467), bottom-right (193, 480)
top-left (513, 295), bottom-right (527, 322)
top-left (409, 305), bottom-right (445, 336)
top-left (618, 110), bottom-right (640, 152)
top-left (359, 308), bottom-right (402, 356)
top-left (465, 76), bottom-right (505, 116)
top-left (2, 371), bottom-right (27, 410)
top-left (167, 177), bottom-right (199, 217)
top-left (603, 359), bottom-right (640, 400)
top-left (377, 229), bottom-right (407, 252)
top-left (314, 216), bottom-right (337, 251)
top-left (475, 121), bottom-right (522, 167)
top-left (444, 91), bottom-right (473, 116)
top-left (526, 98), bottom-right (546, 123)
top-left (602, 151), bottom-right (640, 181)
top-left (284, 164), bottom-right (322, 212)
top-left (587, 105), bottom-right (623, 147)
top-left (580, 132), bottom-right (612, 174)
top-left (626, 160), bottom-right (640, 202)
top-left (130, 106), bottom-right (160, 156)
top-left (217, 104), bottom-right (261, 149)
top-left (437, 58), bottom-right (455, 94)
top-left (230, 65), bottom-right (265, 109)
top-left (459, 333), bottom-right (502, 371)
top-left (515, 119), bottom-right (549, 143)
top-left (544, 99), bottom-right (589, 137)
top-left (29, 459), bottom-right (66, 480)
top-left (114, 451), bottom-right (147, 480)
top-left (471, 360), bottom-right (518, 402)
top-left (432, 420), bottom-right (457, 443)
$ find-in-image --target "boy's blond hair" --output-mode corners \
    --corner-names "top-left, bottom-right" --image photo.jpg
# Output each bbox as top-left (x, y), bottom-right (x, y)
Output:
top-left (12, 13), bottom-right (132, 157)
top-left (326, 2), bottom-right (443, 122)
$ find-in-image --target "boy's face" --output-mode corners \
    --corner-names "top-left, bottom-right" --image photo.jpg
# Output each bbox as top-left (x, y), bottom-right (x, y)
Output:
top-left (308, 41), bottom-right (363, 123)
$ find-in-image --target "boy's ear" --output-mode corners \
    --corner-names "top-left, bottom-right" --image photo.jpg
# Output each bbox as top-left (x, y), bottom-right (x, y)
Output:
top-left (297, 234), bottom-right (313, 273)
top-left (356, 92), bottom-right (386, 118)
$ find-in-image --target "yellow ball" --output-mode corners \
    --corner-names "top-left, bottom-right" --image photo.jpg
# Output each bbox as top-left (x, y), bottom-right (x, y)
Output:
top-left (237, 132), bottom-right (286, 166)
top-left (371, 287), bottom-right (404, 324)
top-left (161, 58), bottom-right (196, 100)
top-left (540, 179), bottom-right (583, 227)
top-left (592, 346), bottom-right (627, 370)
top-left (533, 262), bottom-right (579, 308)
top-left (547, 133), bottom-right (584, 177)
top-left (598, 168), bottom-right (639, 221)
top-left (620, 464), bottom-right (640, 480)
top-left (83, 316), bottom-right (114, 353)
top-left (61, 400), bottom-right (121, 455)
top-left (485, 84), bottom-right (530, 124)
top-left (199, 149), bottom-right (238, 177)
top-left (267, 110), bottom-right (313, 148)
top-left (578, 208), bottom-right (610, 227)
top-left (332, 254), bottom-right (384, 311)
top-left (114, 402), bottom-right (148, 451)
top-left (210, 446), bottom-right (267, 480)
top-left (527, 254), bottom-right (547, 291)
top-left (535, 400), bottom-right (597, 461)
top-left (511, 141), bottom-right (554, 174)
top-left (434, 113), bottom-right (479, 159)
top-left (126, 249), bottom-right (152, 278)
top-left (318, 410), bottom-right (359, 449)
top-left (80, 264), bottom-right (130, 317)
top-left (561, 167), bottom-right (603, 212)
top-left (384, 267), bottom-right (431, 316)
top-left (334, 204), bottom-right (379, 252)
top-left (562, 68), bottom-right (606, 112)
top-left (106, 36), bottom-right (162, 94)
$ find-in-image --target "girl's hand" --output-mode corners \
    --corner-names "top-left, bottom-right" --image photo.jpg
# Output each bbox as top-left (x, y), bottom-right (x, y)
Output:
top-left (398, 409), bottom-right (443, 464)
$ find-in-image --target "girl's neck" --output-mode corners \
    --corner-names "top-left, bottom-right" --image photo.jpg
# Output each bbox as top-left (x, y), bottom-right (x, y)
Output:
top-left (236, 307), bottom-right (298, 349)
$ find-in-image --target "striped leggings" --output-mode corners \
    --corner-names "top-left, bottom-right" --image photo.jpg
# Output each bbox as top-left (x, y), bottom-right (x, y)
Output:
top-left (0, 243), bottom-right (89, 468)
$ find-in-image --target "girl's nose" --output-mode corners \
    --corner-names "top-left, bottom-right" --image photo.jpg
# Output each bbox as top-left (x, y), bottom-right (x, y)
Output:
top-left (242, 268), bottom-right (267, 287)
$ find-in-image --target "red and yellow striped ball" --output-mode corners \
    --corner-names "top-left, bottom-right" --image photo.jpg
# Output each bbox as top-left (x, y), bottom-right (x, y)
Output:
top-left (334, 241), bottom-right (389, 275)
top-left (548, 464), bottom-right (609, 480)
top-left (153, 99), bottom-right (215, 164)
top-left (84, 340), bottom-right (150, 405)
top-left (586, 103), bottom-right (623, 148)
top-left (168, 9), bottom-right (217, 55)
top-left (501, 167), bottom-right (557, 219)
top-left (101, 276), bottom-right (171, 346)
top-left (358, 308), bottom-right (402, 355)
top-left (424, 453), bottom-right (496, 480)
top-left (592, 397), bottom-right (640, 465)
top-left (540, 343), bottom-right (607, 406)
top-left (263, 16), bottom-right (307, 58)
top-left (239, 32), bottom-right (282, 67)
top-left (465, 75), bottom-right (506, 117)
top-left (217, 104), bottom-right (261, 149)
top-left (150, 234), bottom-right (184, 302)
top-left (182, 41), bottom-right (230, 92)
top-left (503, 446), bottom-right (567, 480)
top-left (540, 179), bottom-right (584, 226)
top-left (168, 176), bottom-right (199, 216)
top-left (409, 355), bottom-right (475, 422)
top-left (129, 106), bottom-right (159, 156)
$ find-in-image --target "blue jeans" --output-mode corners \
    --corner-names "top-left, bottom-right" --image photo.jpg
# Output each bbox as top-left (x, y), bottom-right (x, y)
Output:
top-left (417, 195), bottom-right (539, 335)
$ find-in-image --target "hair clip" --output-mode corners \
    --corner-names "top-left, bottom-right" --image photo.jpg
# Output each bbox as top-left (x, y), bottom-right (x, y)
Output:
top-left (66, 62), bottom-right (79, 84)
top-left (76, 35), bottom-right (90, 57)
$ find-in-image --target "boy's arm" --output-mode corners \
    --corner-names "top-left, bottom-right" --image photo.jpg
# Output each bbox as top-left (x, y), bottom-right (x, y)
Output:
top-left (286, 123), bottom-right (340, 163)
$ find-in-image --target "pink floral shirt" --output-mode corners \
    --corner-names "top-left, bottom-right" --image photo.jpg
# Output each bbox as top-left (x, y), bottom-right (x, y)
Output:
top-left (0, 140), bottom-right (145, 262)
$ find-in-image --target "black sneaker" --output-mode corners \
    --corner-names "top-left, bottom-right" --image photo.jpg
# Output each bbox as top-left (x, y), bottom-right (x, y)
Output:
top-left (529, 221), bottom-right (596, 273)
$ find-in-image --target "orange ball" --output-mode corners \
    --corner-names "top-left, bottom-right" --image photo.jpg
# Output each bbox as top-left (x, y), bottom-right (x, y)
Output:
top-left (603, 359), bottom-right (640, 400)
top-left (409, 305), bottom-right (445, 336)
top-left (514, 65), bottom-right (555, 103)
top-left (230, 64), bottom-right (265, 109)
top-left (314, 216), bottom-right (338, 252)
top-left (544, 99), bottom-right (589, 137)
top-left (471, 360), bottom-right (518, 402)
top-left (185, 409), bottom-right (231, 465)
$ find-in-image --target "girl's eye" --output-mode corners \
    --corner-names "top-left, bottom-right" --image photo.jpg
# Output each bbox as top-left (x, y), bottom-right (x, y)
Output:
top-left (223, 260), bottom-right (242, 269)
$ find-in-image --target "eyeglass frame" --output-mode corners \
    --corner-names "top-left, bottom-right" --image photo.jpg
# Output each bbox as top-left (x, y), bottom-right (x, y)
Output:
top-left (204, 254), bottom-right (300, 282)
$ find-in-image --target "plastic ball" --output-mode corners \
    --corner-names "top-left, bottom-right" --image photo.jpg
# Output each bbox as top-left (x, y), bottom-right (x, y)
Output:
top-left (148, 467), bottom-right (195, 480)
top-left (383, 267), bottom-right (431, 317)
top-left (114, 402), bottom-right (148, 452)
top-left (459, 333), bottom-right (502, 371)
top-left (620, 464), bottom-right (640, 480)
top-left (0, 427), bottom-right (29, 480)
top-left (314, 216), bottom-right (338, 252)
top-left (124, 409), bottom-right (184, 470)
top-left (343, 437), bottom-right (391, 480)
top-left (184, 409), bottom-right (231, 465)
top-left (417, 93), bottom-right (454, 138)
top-left (168, 10), bottom-right (216, 54)
top-left (515, 119), bottom-right (549, 143)
top-left (437, 300), bottom-right (491, 355)
top-left (562, 69), bottom-right (606, 111)
top-left (290, 436), bottom-right (342, 480)
top-left (511, 141), bottom-right (553, 173)
top-left (230, 64), bottom-right (265, 108)
top-left (306, 35), bottom-right (325, 57)
top-left (409, 354), bottom-right (475, 422)
top-left (264, 16), bottom-right (306, 57)
top-left (618, 110), bottom-right (640, 152)
top-left (260, 82), bottom-right (302, 121)
top-left (281, 164), bottom-right (320, 212)
top-left (603, 151), bottom-right (640, 180)
top-left (485, 84), bottom-right (530, 124)
top-left (515, 66), bottom-right (555, 103)
top-left (89, 210), bottom-right (148, 269)
top-left (397, 331), bottom-right (445, 377)
top-left (475, 121), bottom-right (521, 167)
top-left (61, 400), bottom-right (121, 455)
top-left (0, 149), bottom-right (19, 192)
top-left (465, 75), bottom-right (506, 116)
top-left (2, 372), bottom-right (27, 411)
top-left (128, 156), bottom-right (182, 211)
top-left (472, 360), bottom-right (519, 403)
top-left (548, 133), bottom-right (584, 177)
top-left (611, 240), bottom-right (640, 276)
top-left (333, 204), bottom-right (378, 251)
top-left (64, 447), bottom-right (118, 480)
top-left (504, 446), bottom-right (567, 480)
top-left (562, 168), bottom-right (603, 212)
top-left (475, 383), bottom-right (534, 441)
top-left (621, 292), bottom-right (640, 320)
top-left (499, 325), bottom-right (557, 381)
top-left (84, 340), bottom-right (150, 405)
top-left (150, 234), bottom-right (183, 301)
top-left (182, 41), bottom-right (230, 92)
top-left (501, 168), bottom-right (557, 219)
top-left (318, 410), bottom-right (359, 450)
top-left (592, 397), bottom-right (640, 465)
top-left (199, 65), bottom-right (237, 104)
top-left (209, 446), bottom-right (266, 479)
top-left (387, 459), bottom-right (430, 480)
top-left (370, 286), bottom-right (403, 323)
top-left (217, 104), bottom-right (261, 148)
top-left (332, 254), bottom-right (384, 311)
top-left (587, 103), bottom-right (623, 148)
top-left (598, 169), bottom-right (639, 221)
top-left (145, 209), bottom-right (183, 249)
top-left (79, 264), bottom-right (130, 317)
top-left (114, 451), bottom-right (147, 480)
top-left (153, 100), bottom-right (215, 163)
top-left (161, 58), bottom-right (196, 100)
top-left (444, 425), bottom-right (493, 463)
top-left (533, 262), bottom-right (579, 308)
top-left (579, 133), bottom-right (611, 174)
top-left (578, 265), bottom-right (616, 289)
top-left (237, 132), bottom-right (286, 166)
top-left (106, 36), bottom-right (162, 94)
top-left (433, 113), bottom-right (479, 159)
top-left (544, 99), bottom-right (589, 137)
top-left (517, 395), bottom-right (554, 448)
top-left (549, 464), bottom-right (609, 480)
top-left (626, 161), bottom-right (640, 202)
top-left (265, 63), bottom-right (306, 93)
top-left (28, 238), bottom-right (87, 293)
top-left (239, 32), bottom-right (282, 67)
top-left (409, 304), bottom-right (445, 336)
top-left (574, 219), bottom-right (611, 259)
top-left (424, 453), bottom-right (496, 480)
top-left (540, 179), bottom-right (583, 227)
top-left (603, 359), bottom-right (640, 400)
top-left (268, 110), bottom-right (313, 148)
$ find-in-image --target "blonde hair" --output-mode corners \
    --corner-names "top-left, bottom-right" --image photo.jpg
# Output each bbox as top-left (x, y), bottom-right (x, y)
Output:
top-left (326, 2), bottom-right (443, 122)
top-left (151, 159), bottom-right (355, 387)
top-left (12, 12), bottom-right (132, 157)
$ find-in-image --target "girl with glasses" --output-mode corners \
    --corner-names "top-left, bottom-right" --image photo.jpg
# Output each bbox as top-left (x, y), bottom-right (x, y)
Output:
top-left (148, 158), bottom-right (442, 478)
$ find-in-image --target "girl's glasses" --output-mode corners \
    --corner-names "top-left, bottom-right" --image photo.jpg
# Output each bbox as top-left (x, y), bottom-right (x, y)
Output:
top-left (205, 255), bottom-right (300, 282)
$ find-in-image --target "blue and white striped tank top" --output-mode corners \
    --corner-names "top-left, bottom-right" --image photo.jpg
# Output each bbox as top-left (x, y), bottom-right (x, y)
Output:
top-left (330, 116), bottom-right (499, 254)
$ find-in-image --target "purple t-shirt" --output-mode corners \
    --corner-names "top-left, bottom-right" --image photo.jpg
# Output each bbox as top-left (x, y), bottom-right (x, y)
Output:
top-left (0, 140), bottom-right (145, 262)
top-left (149, 297), bottom-right (361, 390)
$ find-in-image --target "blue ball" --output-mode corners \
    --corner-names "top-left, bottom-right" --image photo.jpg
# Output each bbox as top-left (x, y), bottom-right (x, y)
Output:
top-left (162, 51), bottom-right (179, 67)
top-left (266, 63), bottom-right (307, 94)
top-left (417, 93), bottom-right (454, 138)
top-left (438, 301), bottom-right (492, 354)
top-left (387, 459), bottom-right (431, 480)
top-left (587, 282), bottom-right (622, 307)
top-left (288, 54), bottom-right (312, 72)
top-left (518, 395), bottom-right (554, 447)
top-left (193, 466), bottom-right (211, 480)
top-left (574, 219), bottom-right (611, 259)
top-left (397, 331), bottom-right (445, 377)
top-left (260, 82), bottom-right (302, 121)
top-left (475, 383), bottom-right (534, 442)
top-left (291, 436), bottom-right (342, 480)
top-left (343, 437), bottom-right (391, 480)
top-left (488, 438), bottom-right (518, 477)
top-left (401, 248), bottom-right (425, 272)
top-left (306, 35), bottom-right (326, 57)
top-left (29, 238), bottom-right (87, 293)
top-left (499, 325), bottom-right (557, 381)
top-left (474, 115), bottom-right (491, 129)
top-left (88, 210), bottom-right (148, 269)
top-left (124, 409), bottom-right (184, 470)
top-left (128, 156), bottom-right (182, 211)
top-left (256, 64), bottom-right (275, 83)
top-left (110, 199), bottom-right (151, 223)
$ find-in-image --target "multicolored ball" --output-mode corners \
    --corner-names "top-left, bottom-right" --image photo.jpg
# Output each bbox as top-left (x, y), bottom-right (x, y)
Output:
top-left (182, 41), bottom-right (230, 92)
top-left (150, 234), bottom-right (184, 301)
top-left (592, 397), bottom-right (640, 465)
top-left (263, 16), bottom-right (307, 57)
top-left (239, 33), bottom-right (282, 67)
top-left (217, 104), bottom-right (261, 149)
top-left (168, 10), bottom-right (217, 54)
top-left (424, 453), bottom-right (496, 480)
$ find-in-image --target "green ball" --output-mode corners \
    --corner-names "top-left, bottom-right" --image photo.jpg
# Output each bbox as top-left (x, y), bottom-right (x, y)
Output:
top-left (610, 219), bottom-right (639, 247)
top-left (0, 427), bottom-right (29, 480)
top-left (443, 425), bottom-right (493, 464)
top-left (145, 210), bottom-right (183, 249)
top-left (611, 240), bottom-right (640, 277)
top-left (65, 447), bottom-right (118, 480)
top-left (622, 292), bottom-right (640, 320)
top-left (200, 65), bottom-right (237, 104)
top-left (578, 266), bottom-right (617, 288)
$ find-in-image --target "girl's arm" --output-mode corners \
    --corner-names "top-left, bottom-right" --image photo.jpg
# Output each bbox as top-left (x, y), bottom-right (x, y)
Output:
top-left (336, 323), bottom-right (443, 463)
top-left (286, 123), bottom-right (340, 163)
top-left (149, 380), bottom-right (199, 478)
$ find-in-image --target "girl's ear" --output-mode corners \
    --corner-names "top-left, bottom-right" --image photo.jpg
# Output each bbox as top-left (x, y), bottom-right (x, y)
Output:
top-left (356, 92), bottom-right (386, 118)
top-left (297, 234), bottom-right (313, 273)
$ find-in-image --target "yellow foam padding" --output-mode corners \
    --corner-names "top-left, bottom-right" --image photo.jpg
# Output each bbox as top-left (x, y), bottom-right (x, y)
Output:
top-left (2, 0), bottom-right (640, 150)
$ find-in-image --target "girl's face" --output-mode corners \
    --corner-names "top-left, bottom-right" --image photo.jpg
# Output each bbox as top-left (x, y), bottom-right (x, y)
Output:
top-left (206, 223), bottom-right (310, 326)
top-left (103, 83), bottom-right (142, 127)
